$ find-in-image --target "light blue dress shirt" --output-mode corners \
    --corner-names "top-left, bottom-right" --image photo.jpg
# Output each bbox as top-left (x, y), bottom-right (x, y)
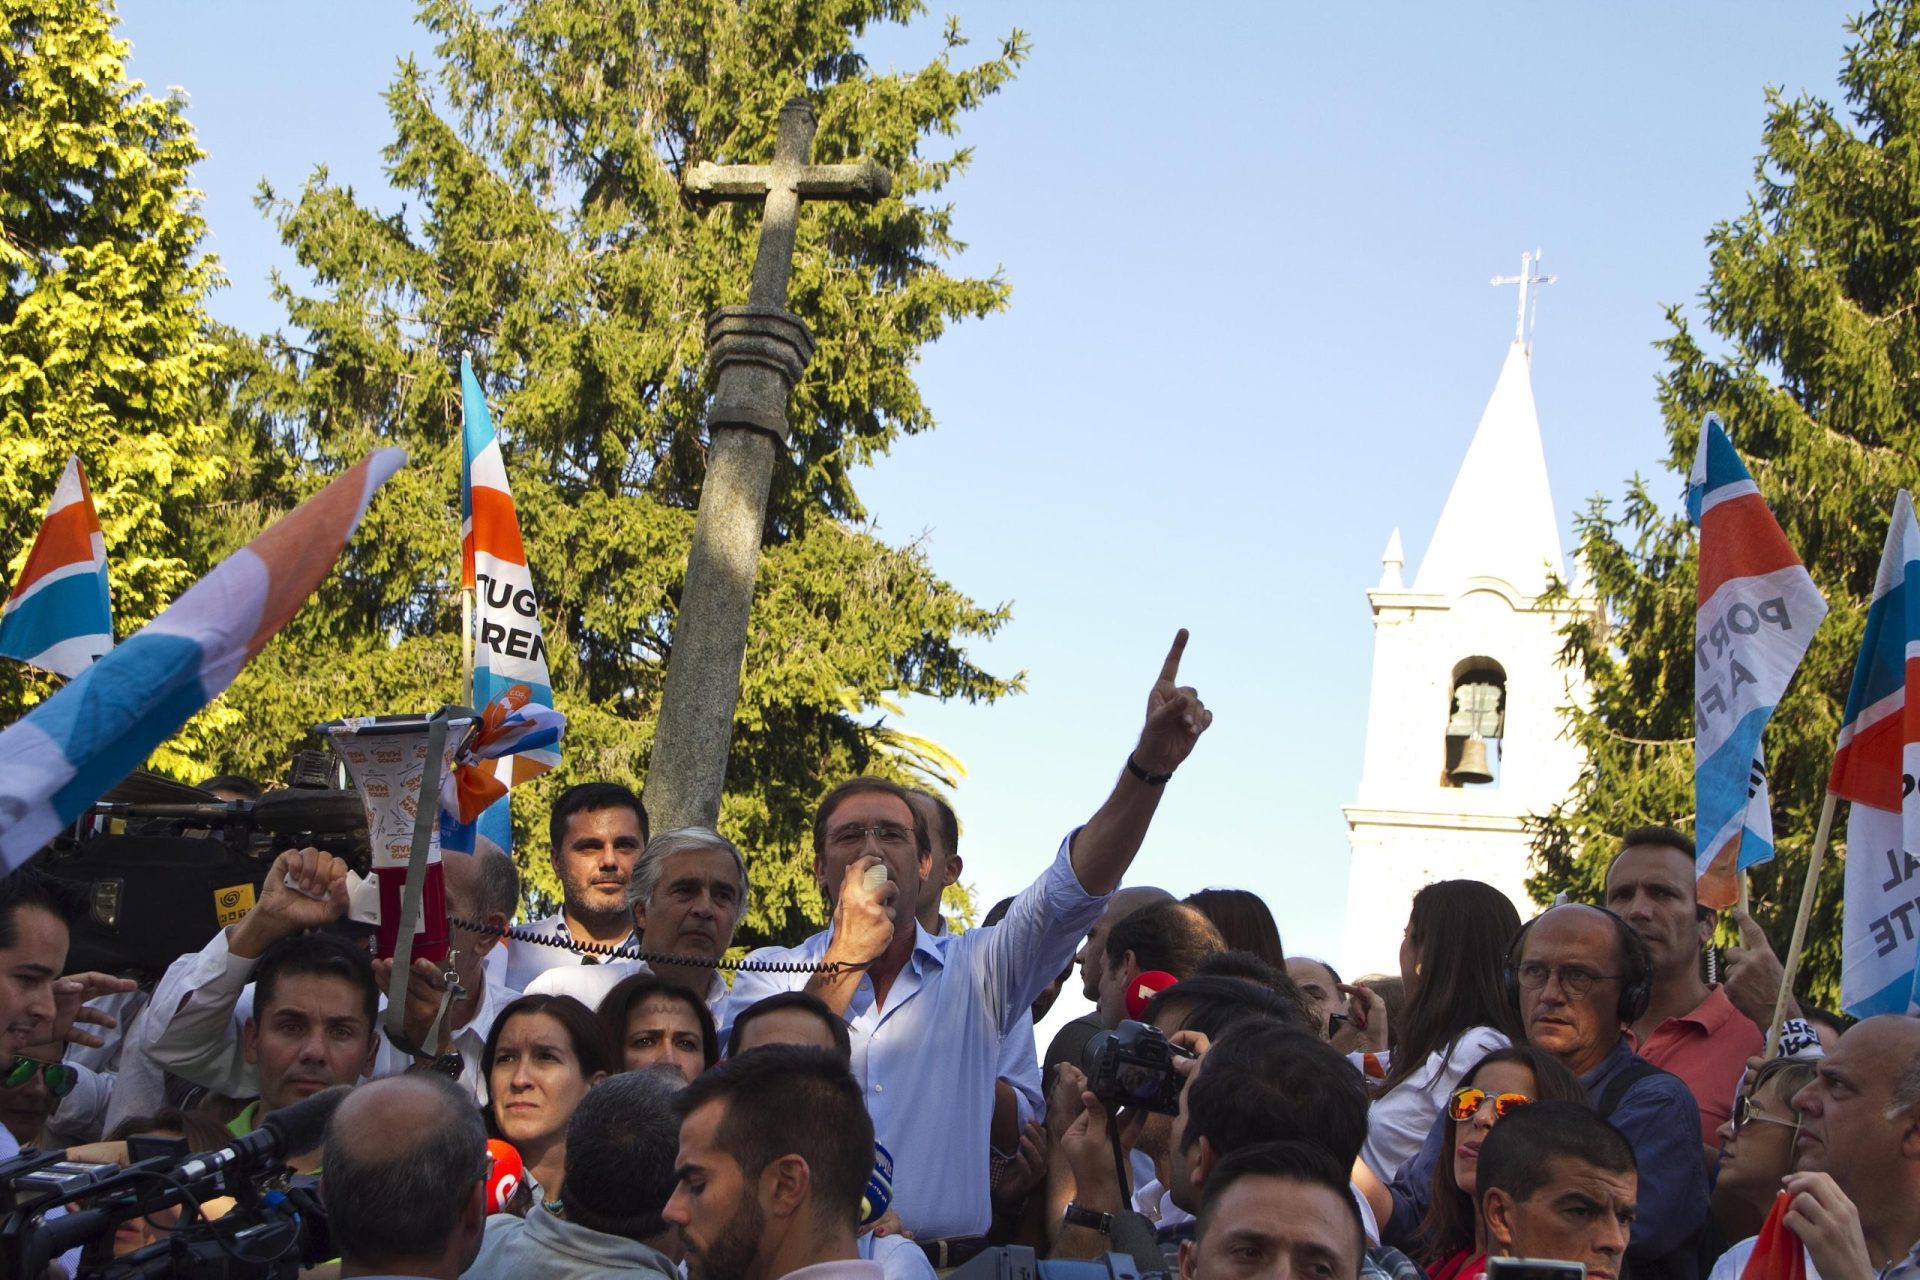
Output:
top-left (726, 833), bottom-right (1109, 1239)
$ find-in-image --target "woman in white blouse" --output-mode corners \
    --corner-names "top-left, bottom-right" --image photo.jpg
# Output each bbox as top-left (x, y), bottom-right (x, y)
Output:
top-left (1349, 879), bottom-right (1525, 1181)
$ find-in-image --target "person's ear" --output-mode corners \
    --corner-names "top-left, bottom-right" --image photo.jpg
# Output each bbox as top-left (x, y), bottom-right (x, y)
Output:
top-left (359, 1030), bottom-right (379, 1077)
top-left (471, 909), bottom-right (510, 959)
top-left (1192, 1136), bottom-right (1220, 1189)
top-left (1695, 905), bottom-right (1716, 948)
top-left (944, 854), bottom-right (963, 891)
top-left (1483, 1189), bottom-right (1517, 1252)
top-left (588, 1070), bottom-right (608, 1088)
top-left (632, 894), bottom-right (652, 935)
top-left (1899, 1105), bottom-right (1920, 1160)
top-left (462, 1176), bottom-right (487, 1236)
top-left (242, 1018), bottom-right (260, 1067)
top-left (1122, 951), bottom-right (1143, 986)
top-left (814, 851), bottom-right (834, 903)
top-left (762, 1153), bottom-right (811, 1219)
top-left (1178, 1237), bottom-right (1199, 1280)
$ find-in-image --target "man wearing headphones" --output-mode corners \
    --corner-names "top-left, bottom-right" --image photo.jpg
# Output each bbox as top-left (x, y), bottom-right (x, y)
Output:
top-left (1602, 826), bottom-right (1762, 1147)
top-left (1384, 904), bottom-right (1710, 1280)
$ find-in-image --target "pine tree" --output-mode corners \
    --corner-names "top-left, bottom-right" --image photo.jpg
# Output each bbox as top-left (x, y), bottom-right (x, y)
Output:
top-left (1531, 6), bottom-right (1920, 1003)
top-left (213, 0), bottom-right (1025, 939)
top-left (0, 0), bottom-right (232, 768)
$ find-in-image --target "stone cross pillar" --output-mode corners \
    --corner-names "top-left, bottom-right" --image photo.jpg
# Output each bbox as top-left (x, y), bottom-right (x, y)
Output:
top-left (645, 99), bottom-right (891, 831)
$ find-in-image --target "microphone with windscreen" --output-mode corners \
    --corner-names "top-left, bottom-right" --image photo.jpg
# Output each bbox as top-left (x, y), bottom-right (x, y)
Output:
top-left (486, 1139), bottom-right (524, 1213)
top-left (1124, 969), bottom-right (1179, 1022)
top-left (174, 1085), bottom-right (351, 1186)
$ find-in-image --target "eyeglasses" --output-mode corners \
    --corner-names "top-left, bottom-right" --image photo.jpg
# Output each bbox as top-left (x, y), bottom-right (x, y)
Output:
top-left (827, 823), bottom-right (913, 853)
top-left (1448, 1085), bottom-right (1533, 1121)
top-left (3, 1057), bottom-right (77, 1099)
top-left (1732, 1094), bottom-right (1801, 1136)
top-left (1513, 963), bottom-right (1621, 998)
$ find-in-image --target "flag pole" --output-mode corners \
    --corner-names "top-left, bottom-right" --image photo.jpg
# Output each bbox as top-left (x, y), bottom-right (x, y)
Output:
top-left (1763, 789), bottom-right (1838, 1057)
top-left (461, 587), bottom-right (474, 705)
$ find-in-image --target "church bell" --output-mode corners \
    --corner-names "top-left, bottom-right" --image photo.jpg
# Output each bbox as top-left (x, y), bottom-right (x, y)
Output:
top-left (1451, 735), bottom-right (1495, 786)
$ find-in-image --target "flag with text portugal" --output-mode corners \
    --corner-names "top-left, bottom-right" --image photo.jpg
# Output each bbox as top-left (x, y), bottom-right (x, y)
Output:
top-left (460, 356), bottom-right (559, 851)
top-left (1826, 489), bottom-right (1920, 1017)
top-left (0, 455), bottom-right (114, 678)
top-left (0, 450), bottom-right (406, 871)
top-left (1687, 414), bottom-right (1829, 909)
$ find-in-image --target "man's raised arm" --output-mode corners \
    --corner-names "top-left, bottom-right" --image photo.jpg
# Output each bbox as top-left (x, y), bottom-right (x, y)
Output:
top-left (1068, 629), bottom-right (1212, 895)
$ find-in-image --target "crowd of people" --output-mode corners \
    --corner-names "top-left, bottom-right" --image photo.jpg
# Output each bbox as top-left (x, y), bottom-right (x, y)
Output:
top-left (0, 640), bottom-right (1915, 1280)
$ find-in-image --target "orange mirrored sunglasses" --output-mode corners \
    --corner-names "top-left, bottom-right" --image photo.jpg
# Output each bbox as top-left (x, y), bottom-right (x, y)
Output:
top-left (1447, 1086), bottom-right (1533, 1121)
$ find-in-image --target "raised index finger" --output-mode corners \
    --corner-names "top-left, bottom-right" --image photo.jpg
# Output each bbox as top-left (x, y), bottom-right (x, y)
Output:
top-left (1157, 629), bottom-right (1191, 684)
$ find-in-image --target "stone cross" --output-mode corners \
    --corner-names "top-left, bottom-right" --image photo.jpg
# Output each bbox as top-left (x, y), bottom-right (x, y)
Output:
top-left (1490, 249), bottom-right (1556, 350)
top-left (645, 99), bottom-right (892, 832)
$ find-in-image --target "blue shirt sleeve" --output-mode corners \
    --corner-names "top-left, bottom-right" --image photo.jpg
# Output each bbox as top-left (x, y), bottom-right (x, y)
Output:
top-left (1609, 1074), bottom-right (1710, 1264)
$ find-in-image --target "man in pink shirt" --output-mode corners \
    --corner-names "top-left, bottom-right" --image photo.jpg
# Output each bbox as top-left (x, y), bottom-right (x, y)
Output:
top-left (1603, 826), bottom-right (1761, 1153)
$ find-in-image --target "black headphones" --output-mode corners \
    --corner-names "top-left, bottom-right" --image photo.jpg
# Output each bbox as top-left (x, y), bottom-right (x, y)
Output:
top-left (1503, 904), bottom-right (1653, 1025)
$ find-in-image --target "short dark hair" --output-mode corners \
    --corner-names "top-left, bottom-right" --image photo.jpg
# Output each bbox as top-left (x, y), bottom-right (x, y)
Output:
top-left (324, 1074), bottom-right (488, 1267)
top-left (0, 868), bottom-right (80, 948)
top-left (1618, 825), bottom-right (1693, 860)
top-left (254, 931), bottom-right (379, 1032)
top-left (1197, 1140), bottom-right (1365, 1272)
top-left (1142, 974), bottom-right (1313, 1040)
top-left (1475, 1100), bottom-right (1636, 1213)
top-left (1103, 901), bottom-right (1224, 979)
top-left (596, 974), bottom-right (718, 1070)
top-left (811, 777), bottom-right (929, 859)
top-left (549, 782), bottom-right (649, 854)
top-left (673, 1045), bottom-right (873, 1225)
top-left (908, 788), bottom-right (959, 858)
top-left (1183, 889), bottom-right (1285, 969)
top-left (726, 992), bottom-right (852, 1060)
top-left (1190, 954), bottom-right (1317, 1030)
top-left (470, 841), bottom-right (521, 920)
top-left (482, 994), bottom-right (618, 1118)
top-left (562, 1071), bottom-right (682, 1240)
top-left (200, 774), bottom-right (262, 799)
top-left (1181, 1021), bottom-right (1369, 1167)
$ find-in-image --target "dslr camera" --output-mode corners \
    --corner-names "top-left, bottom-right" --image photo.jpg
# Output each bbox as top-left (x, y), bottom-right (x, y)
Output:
top-left (1080, 1019), bottom-right (1194, 1115)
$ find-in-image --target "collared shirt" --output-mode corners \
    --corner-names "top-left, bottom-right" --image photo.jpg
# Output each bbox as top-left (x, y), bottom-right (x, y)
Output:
top-left (928, 917), bottom-right (1044, 1131)
top-left (144, 927), bottom-right (516, 1102)
top-left (465, 1204), bottom-right (678, 1280)
top-left (502, 911), bottom-right (639, 993)
top-left (859, 1228), bottom-right (938, 1280)
top-left (525, 958), bottom-right (731, 1027)
top-left (1386, 1037), bottom-right (1709, 1272)
top-left (781, 1261), bottom-right (887, 1280)
top-left (1634, 983), bottom-right (1763, 1144)
top-left (726, 834), bottom-right (1109, 1240)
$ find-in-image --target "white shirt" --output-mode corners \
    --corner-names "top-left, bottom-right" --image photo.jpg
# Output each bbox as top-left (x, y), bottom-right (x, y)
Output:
top-left (502, 911), bottom-right (638, 993)
top-left (1357, 1024), bottom-right (1510, 1181)
top-left (526, 959), bottom-right (730, 1026)
top-left (726, 834), bottom-right (1108, 1240)
top-left (143, 927), bottom-right (514, 1101)
top-left (859, 1231), bottom-right (937, 1280)
top-left (1709, 1235), bottom-right (1823, 1280)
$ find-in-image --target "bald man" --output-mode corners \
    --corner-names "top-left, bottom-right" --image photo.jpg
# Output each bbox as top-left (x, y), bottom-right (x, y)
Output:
top-left (324, 1074), bottom-right (490, 1280)
top-left (146, 844), bottom-right (522, 1100)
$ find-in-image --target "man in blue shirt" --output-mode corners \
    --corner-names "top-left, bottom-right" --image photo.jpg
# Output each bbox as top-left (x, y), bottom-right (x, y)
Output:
top-left (727, 631), bottom-right (1213, 1254)
top-left (1385, 905), bottom-right (1709, 1280)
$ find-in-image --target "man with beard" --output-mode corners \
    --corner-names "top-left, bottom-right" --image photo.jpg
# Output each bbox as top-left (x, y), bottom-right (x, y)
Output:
top-left (506, 783), bottom-right (650, 991)
top-left (667, 1044), bottom-right (879, 1280)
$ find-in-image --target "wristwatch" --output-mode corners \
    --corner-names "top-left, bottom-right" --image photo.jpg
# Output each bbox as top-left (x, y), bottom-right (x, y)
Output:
top-left (1063, 1203), bottom-right (1114, 1234)
top-left (407, 1050), bottom-right (465, 1080)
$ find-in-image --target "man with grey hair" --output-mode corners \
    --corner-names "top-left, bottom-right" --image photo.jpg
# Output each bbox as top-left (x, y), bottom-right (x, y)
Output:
top-left (526, 827), bottom-right (745, 1024)
top-left (1705, 1014), bottom-right (1920, 1280)
top-left (466, 1070), bottom-right (683, 1280)
top-left (323, 1073), bottom-right (490, 1280)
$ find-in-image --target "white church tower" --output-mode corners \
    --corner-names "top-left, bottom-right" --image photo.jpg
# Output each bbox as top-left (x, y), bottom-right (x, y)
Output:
top-left (1340, 253), bottom-right (1593, 976)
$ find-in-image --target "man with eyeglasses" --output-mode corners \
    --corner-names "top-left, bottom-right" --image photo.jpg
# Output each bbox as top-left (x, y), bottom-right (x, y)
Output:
top-left (726, 631), bottom-right (1214, 1261)
top-left (1385, 905), bottom-right (1710, 1280)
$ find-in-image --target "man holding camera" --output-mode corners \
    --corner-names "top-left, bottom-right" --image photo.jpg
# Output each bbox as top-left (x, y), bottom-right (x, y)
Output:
top-left (727, 632), bottom-right (1213, 1257)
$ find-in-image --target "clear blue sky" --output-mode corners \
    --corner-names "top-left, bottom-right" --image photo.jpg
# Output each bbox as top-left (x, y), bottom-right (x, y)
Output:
top-left (118, 1), bottom-right (1859, 1040)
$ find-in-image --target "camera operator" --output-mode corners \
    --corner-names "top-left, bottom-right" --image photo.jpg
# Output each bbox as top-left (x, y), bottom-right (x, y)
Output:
top-left (726, 632), bottom-right (1213, 1257)
top-left (144, 844), bottom-right (518, 1099)
top-left (322, 1073), bottom-right (490, 1280)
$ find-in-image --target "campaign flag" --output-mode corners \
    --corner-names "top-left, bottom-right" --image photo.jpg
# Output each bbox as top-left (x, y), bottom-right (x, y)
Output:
top-left (1687, 414), bottom-right (1829, 909)
top-left (0, 450), bottom-right (406, 871)
top-left (1826, 489), bottom-right (1920, 1017)
top-left (0, 456), bottom-right (114, 677)
top-left (460, 356), bottom-right (559, 850)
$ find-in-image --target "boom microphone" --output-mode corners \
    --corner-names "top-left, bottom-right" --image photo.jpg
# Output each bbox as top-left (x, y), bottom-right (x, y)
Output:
top-left (175, 1085), bottom-right (351, 1185)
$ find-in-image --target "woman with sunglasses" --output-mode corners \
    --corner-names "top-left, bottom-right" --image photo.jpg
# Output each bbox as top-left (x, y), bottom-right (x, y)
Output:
top-left (0, 1056), bottom-right (78, 1147)
top-left (1402, 1045), bottom-right (1587, 1280)
top-left (1709, 1056), bottom-right (1817, 1247)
